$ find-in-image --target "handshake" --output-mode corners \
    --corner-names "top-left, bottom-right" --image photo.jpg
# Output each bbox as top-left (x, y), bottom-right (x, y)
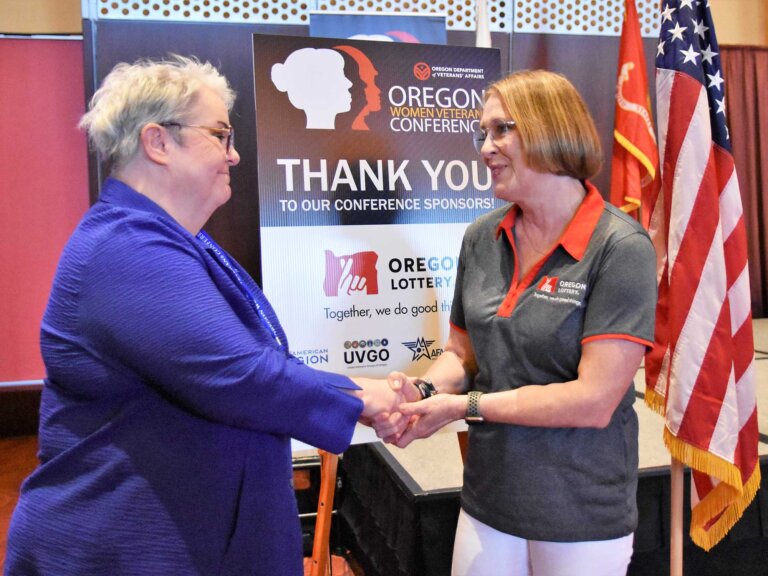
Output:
top-left (352, 373), bottom-right (463, 448)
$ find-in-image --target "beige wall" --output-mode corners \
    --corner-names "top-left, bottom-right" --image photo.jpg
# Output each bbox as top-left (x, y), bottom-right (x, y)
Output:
top-left (0, 0), bottom-right (81, 34)
top-left (711, 0), bottom-right (768, 46)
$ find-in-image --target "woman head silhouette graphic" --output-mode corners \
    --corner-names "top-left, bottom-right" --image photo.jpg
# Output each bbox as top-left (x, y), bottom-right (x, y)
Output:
top-left (271, 48), bottom-right (353, 129)
top-left (334, 45), bottom-right (382, 131)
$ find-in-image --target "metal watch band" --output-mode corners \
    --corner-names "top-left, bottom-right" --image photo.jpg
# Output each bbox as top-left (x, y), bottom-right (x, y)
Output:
top-left (414, 377), bottom-right (438, 400)
top-left (465, 390), bottom-right (485, 424)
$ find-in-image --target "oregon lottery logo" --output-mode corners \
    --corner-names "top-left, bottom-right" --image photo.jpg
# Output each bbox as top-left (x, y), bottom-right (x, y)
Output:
top-left (535, 276), bottom-right (587, 303)
top-left (323, 250), bottom-right (379, 297)
top-left (271, 46), bottom-right (381, 130)
top-left (538, 276), bottom-right (559, 294)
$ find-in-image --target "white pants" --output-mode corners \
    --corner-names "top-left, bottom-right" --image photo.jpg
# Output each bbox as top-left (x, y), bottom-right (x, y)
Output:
top-left (451, 509), bottom-right (634, 576)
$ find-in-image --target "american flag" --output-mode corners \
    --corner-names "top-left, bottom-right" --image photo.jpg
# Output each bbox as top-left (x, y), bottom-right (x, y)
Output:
top-left (645, 0), bottom-right (761, 550)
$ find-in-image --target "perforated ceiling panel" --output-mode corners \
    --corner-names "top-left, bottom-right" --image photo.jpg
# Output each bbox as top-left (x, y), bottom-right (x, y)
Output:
top-left (513, 0), bottom-right (660, 37)
top-left (87, 0), bottom-right (661, 37)
top-left (90, 1), bottom-right (306, 23)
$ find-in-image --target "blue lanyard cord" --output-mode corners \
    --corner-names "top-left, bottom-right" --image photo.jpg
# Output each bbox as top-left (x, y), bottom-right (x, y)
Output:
top-left (196, 231), bottom-right (284, 348)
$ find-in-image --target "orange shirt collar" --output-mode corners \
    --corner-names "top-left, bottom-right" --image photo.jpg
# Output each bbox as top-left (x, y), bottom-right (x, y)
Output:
top-left (495, 181), bottom-right (604, 261)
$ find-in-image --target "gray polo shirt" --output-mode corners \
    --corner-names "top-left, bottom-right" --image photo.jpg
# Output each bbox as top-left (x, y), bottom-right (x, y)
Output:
top-left (451, 184), bottom-right (657, 542)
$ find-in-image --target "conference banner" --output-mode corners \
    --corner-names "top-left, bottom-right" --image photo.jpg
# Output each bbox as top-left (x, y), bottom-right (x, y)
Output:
top-left (252, 34), bottom-right (500, 379)
top-left (310, 11), bottom-right (447, 44)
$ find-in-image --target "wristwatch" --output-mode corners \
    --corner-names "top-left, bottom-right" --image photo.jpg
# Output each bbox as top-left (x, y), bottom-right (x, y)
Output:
top-left (465, 391), bottom-right (485, 424)
top-left (414, 377), bottom-right (438, 400)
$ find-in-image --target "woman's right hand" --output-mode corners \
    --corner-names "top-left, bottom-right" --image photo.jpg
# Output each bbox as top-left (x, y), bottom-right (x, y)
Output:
top-left (376, 371), bottom-right (467, 447)
top-left (391, 392), bottom-right (466, 448)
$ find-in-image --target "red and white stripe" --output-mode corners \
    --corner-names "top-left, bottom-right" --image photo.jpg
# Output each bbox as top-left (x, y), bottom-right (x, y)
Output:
top-left (645, 67), bottom-right (759, 548)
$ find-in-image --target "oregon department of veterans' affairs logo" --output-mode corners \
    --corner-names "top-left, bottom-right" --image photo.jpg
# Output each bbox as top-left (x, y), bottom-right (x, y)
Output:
top-left (271, 46), bottom-right (381, 130)
top-left (413, 62), bottom-right (431, 81)
top-left (402, 336), bottom-right (443, 362)
top-left (323, 250), bottom-right (379, 297)
top-left (343, 338), bottom-right (390, 366)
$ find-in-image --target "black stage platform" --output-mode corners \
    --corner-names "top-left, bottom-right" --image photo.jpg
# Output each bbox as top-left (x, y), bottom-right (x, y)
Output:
top-left (338, 444), bottom-right (768, 576)
top-left (334, 322), bottom-right (768, 576)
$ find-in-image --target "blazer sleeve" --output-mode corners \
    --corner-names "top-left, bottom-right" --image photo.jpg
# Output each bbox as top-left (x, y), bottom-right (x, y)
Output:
top-left (79, 217), bottom-right (362, 452)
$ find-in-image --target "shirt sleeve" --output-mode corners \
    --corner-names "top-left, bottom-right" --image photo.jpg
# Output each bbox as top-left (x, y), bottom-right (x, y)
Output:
top-left (449, 230), bottom-right (469, 331)
top-left (582, 229), bottom-right (658, 346)
top-left (79, 217), bottom-right (362, 452)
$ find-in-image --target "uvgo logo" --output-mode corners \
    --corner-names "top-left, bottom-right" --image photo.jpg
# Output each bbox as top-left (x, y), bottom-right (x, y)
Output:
top-left (343, 338), bottom-right (390, 368)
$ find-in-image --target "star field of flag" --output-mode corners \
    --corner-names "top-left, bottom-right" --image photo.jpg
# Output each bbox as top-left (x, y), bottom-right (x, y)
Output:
top-left (656, 0), bottom-right (730, 151)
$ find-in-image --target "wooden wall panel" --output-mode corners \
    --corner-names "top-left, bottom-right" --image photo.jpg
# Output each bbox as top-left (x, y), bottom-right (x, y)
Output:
top-left (711, 0), bottom-right (768, 47)
top-left (0, 0), bottom-right (81, 35)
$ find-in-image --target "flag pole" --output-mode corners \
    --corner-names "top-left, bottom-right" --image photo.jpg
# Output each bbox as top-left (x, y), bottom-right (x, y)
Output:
top-left (670, 457), bottom-right (684, 576)
top-left (475, 0), bottom-right (491, 48)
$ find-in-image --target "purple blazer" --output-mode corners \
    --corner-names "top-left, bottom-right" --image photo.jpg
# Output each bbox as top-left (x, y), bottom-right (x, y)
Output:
top-left (5, 178), bottom-right (362, 575)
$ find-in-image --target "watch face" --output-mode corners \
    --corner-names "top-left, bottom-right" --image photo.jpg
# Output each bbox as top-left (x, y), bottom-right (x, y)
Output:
top-left (415, 378), bottom-right (436, 399)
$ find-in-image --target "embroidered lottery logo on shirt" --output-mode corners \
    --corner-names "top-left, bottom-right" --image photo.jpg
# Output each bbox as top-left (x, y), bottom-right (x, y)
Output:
top-left (534, 277), bottom-right (587, 306)
top-left (537, 276), bottom-right (559, 293)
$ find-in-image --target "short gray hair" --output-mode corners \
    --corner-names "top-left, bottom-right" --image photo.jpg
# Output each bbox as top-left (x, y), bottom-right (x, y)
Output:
top-left (79, 54), bottom-right (236, 168)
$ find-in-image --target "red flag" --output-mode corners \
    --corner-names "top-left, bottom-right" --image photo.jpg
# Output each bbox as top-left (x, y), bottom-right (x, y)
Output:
top-left (645, 0), bottom-right (760, 550)
top-left (610, 0), bottom-right (658, 226)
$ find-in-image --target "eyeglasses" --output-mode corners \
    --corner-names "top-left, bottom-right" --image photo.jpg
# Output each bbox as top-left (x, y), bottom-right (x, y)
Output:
top-left (160, 122), bottom-right (235, 154)
top-left (472, 120), bottom-right (516, 154)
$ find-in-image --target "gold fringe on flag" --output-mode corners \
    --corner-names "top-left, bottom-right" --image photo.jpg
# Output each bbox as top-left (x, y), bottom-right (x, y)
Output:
top-left (663, 428), bottom-right (762, 551)
top-left (643, 387), bottom-right (666, 416)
